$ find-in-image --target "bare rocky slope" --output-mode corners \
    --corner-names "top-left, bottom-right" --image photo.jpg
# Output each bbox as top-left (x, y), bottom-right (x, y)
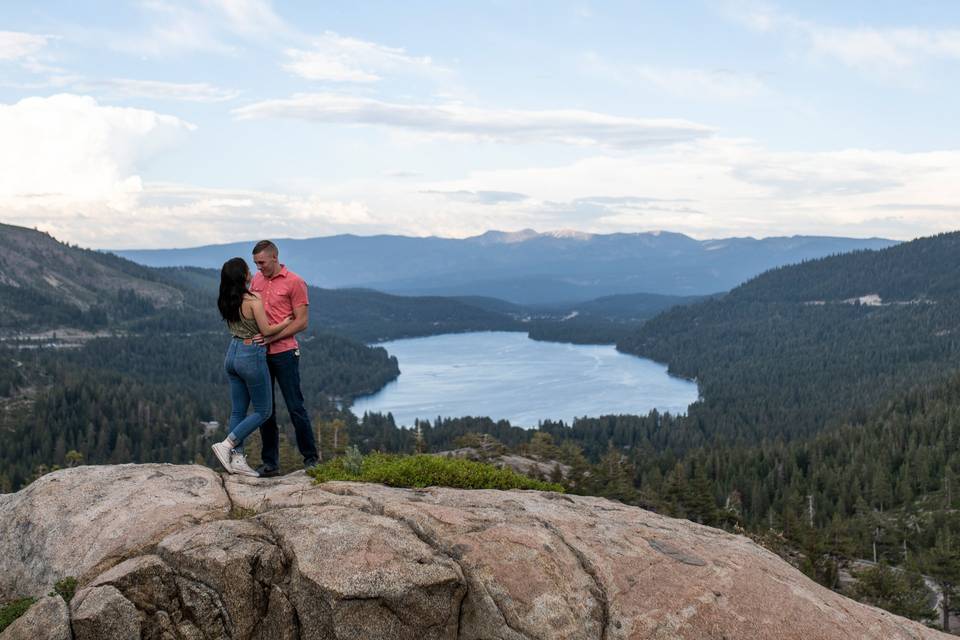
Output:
top-left (0, 464), bottom-right (948, 640)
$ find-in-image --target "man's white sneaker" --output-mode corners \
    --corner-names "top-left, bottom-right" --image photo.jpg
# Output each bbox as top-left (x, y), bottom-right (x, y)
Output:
top-left (230, 451), bottom-right (260, 477)
top-left (212, 442), bottom-right (233, 474)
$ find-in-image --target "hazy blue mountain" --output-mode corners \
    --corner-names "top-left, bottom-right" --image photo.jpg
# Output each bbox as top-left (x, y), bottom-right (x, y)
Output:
top-left (115, 229), bottom-right (896, 305)
top-left (555, 292), bottom-right (712, 320)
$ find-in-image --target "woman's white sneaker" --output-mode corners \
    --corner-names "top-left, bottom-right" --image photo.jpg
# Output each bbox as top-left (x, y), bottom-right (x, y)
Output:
top-left (230, 451), bottom-right (260, 477)
top-left (211, 442), bottom-right (233, 474)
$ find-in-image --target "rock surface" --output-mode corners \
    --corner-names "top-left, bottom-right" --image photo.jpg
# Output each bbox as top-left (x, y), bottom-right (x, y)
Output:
top-left (1, 464), bottom-right (951, 639)
top-left (0, 463), bottom-right (229, 601)
top-left (71, 584), bottom-right (141, 639)
top-left (0, 595), bottom-right (71, 640)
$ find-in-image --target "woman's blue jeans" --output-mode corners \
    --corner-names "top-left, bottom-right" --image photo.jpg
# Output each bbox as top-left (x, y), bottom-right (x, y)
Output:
top-left (224, 338), bottom-right (272, 448)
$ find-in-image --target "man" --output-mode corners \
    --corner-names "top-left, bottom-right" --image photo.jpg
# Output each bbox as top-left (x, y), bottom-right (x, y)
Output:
top-left (249, 240), bottom-right (319, 476)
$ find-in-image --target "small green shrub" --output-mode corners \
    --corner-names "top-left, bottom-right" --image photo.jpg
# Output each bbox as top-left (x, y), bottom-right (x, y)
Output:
top-left (308, 453), bottom-right (564, 492)
top-left (0, 597), bottom-right (36, 632)
top-left (342, 445), bottom-right (364, 475)
top-left (49, 576), bottom-right (77, 602)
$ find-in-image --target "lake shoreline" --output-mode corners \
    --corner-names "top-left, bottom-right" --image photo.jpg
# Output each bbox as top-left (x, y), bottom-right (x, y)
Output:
top-left (351, 331), bottom-right (699, 428)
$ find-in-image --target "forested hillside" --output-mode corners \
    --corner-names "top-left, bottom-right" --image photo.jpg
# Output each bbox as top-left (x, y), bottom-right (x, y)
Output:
top-left (619, 231), bottom-right (960, 443)
top-left (0, 333), bottom-right (398, 492)
top-left (729, 232), bottom-right (960, 302)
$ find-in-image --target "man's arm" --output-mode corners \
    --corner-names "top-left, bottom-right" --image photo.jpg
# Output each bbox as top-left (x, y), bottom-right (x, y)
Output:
top-left (263, 304), bottom-right (308, 344)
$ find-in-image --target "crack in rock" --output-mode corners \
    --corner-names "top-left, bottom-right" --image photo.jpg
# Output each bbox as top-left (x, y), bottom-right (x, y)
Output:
top-left (647, 538), bottom-right (708, 567)
top-left (539, 519), bottom-right (610, 640)
top-left (217, 472), bottom-right (236, 515)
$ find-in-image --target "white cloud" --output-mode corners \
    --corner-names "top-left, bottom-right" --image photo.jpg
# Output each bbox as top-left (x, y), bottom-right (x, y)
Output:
top-left (73, 78), bottom-right (240, 102)
top-left (4, 183), bottom-right (377, 249)
top-left (0, 31), bottom-right (52, 61)
top-left (231, 93), bottom-right (715, 149)
top-left (0, 94), bottom-right (195, 207)
top-left (421, 190), bottom-right (529, 205)
top-left (357, 140), bottom-right (960, 240)
top-left (283, 31), bottom-right (442, 83)
top-left (2, 75), bottom-right (240, 102)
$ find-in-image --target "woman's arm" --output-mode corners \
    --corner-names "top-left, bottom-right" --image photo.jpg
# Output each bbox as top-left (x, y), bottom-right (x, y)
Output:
top-left (246, 297), bottom-right (292, 336)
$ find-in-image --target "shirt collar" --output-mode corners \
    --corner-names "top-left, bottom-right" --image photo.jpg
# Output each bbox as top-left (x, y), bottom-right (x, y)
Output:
top-left (269, 264), bottom-right (289, 280)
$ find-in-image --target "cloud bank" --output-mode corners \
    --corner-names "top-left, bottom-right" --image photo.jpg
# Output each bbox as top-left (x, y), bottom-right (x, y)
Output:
top-left (0, 94), bottom-right (194, 207)
top-left (7, 137), bottom-right (960, 249)
top-left (232, 93), bottom-right (715, 149)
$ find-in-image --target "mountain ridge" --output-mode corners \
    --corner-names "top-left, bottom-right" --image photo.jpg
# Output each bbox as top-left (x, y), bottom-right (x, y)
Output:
top-left (114, 229), bottom-right (897, 304)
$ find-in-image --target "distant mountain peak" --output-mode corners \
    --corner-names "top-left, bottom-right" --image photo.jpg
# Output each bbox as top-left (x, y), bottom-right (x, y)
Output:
top-left (468, 228), bottom-right (598, 244)
top-left (469, 229), bottom-right (541, 244)
top-left (543, 229), bottom-right (594, 241)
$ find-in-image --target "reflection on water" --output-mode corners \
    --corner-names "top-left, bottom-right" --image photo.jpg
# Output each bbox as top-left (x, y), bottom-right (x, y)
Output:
top-left (350, 331), bottom-right (698, 428)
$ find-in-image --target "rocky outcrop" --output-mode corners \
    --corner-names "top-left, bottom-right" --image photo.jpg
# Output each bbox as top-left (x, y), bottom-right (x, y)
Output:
top-left (0, 464), bottom-right (951, 639)
top-left (435, 448), bottom-right (571, 479)
top-left (0, 464), bottom-right (229, 602)
top-left (0, 595), bottom-right (71, 640)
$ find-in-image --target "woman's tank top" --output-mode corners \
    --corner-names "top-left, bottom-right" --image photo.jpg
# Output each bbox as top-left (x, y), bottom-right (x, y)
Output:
top-left (227, 313), bottom-right (260, 340)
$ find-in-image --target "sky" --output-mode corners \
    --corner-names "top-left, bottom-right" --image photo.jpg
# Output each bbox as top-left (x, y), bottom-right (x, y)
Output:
top-left (2, 1), bottom-right (960, 249)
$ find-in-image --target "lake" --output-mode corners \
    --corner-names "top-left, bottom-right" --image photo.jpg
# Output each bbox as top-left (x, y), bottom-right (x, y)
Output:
top-left (350, 331), bottom-right (699, 427)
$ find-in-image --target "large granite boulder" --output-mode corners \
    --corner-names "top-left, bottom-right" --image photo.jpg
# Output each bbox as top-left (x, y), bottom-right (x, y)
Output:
top-left (0, 464), bottom-right (229, 601)
top-left (71, 584), bottom-right (141, 640)
top-left (0, 595), bottom-right (71, 640)
top-left (0, 465), bottom-right (952, 639)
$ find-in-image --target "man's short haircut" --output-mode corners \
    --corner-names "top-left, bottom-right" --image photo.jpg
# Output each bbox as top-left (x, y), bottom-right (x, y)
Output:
top-left (252, 240), bottom-right (278, 256)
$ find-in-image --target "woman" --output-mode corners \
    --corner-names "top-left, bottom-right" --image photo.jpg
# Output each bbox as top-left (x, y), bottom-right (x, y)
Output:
top-left (212, 257), bottom-right (292, 476)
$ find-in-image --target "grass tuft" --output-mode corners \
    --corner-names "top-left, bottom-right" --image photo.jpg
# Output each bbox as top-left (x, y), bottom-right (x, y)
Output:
top-left (0, 597), bottom-right (36, 632)
top-left (49, 577), bottom-right (77, 602)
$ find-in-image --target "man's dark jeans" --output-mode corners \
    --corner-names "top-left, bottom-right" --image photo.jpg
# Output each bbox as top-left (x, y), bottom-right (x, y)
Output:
top-left (259, 348), bottom-right (318, 468)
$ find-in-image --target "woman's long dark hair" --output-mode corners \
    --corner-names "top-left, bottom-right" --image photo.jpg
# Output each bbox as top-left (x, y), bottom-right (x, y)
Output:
top-left (218, 257), bottom-right (251, 322)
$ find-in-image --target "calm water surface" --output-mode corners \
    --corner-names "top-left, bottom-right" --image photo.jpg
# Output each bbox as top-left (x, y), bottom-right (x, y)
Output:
top-left (350, 331), bottom-right (698, 427)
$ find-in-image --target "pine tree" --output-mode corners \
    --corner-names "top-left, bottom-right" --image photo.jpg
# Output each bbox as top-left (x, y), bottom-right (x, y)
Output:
top-left (852, 563), bottom-right (934, 623)
top-left (922, 526), bottom-right (960, 632)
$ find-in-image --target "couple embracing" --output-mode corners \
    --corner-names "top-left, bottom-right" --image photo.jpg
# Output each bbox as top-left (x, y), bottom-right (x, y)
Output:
top-left (212, 240), bottom-right (319, 477)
